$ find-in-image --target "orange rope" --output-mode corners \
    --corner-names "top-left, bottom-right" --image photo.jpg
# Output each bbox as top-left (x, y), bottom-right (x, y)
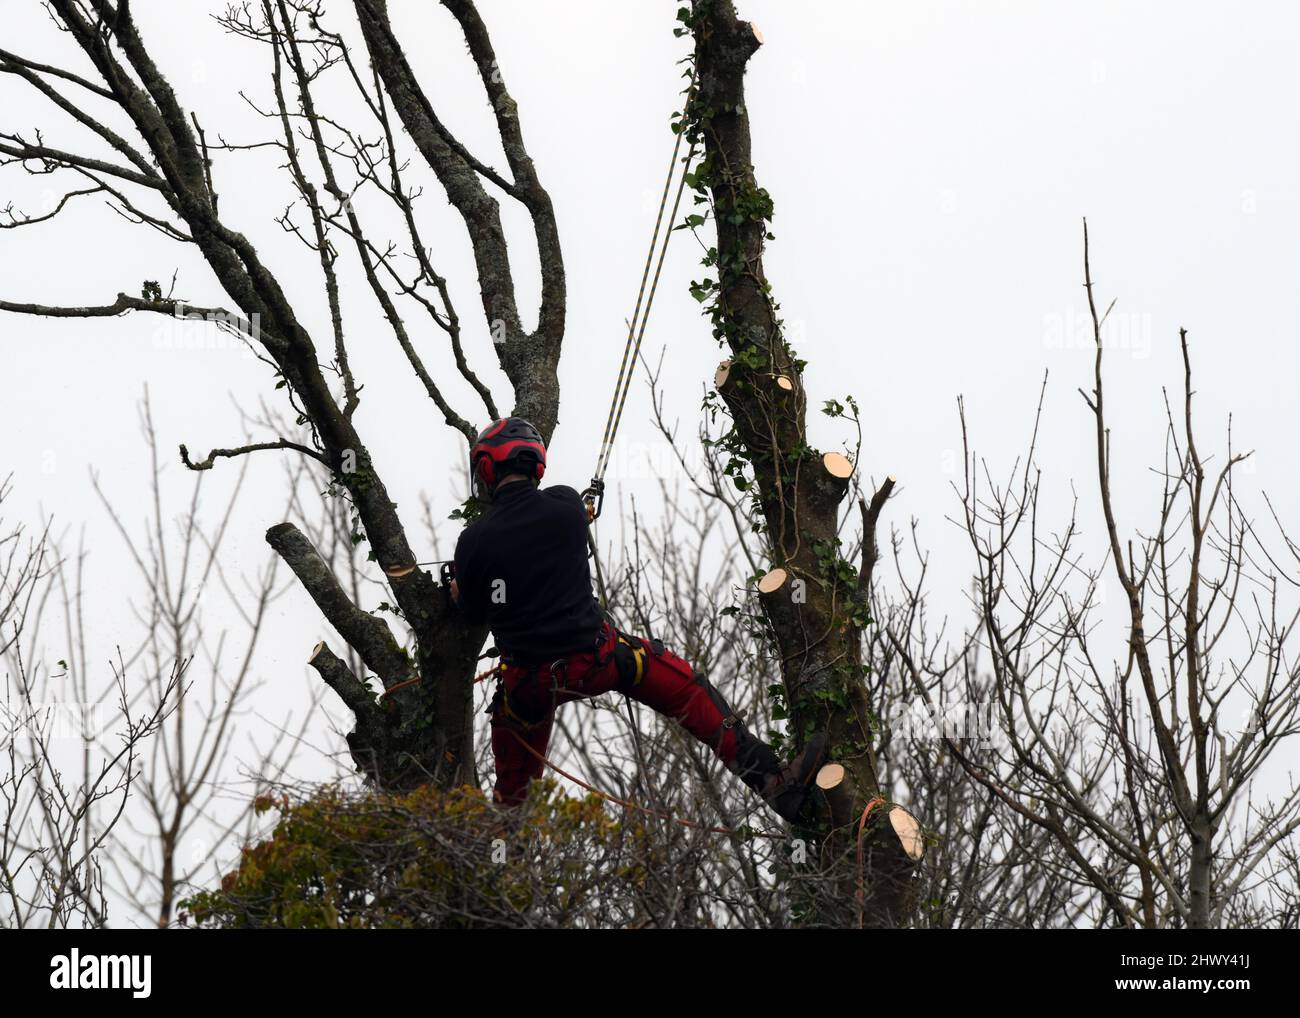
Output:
top-left (378, 675), bottom-right (421, 699)
top-left (855, 796), bottom-right (887, 928)
top-left (379, 662), bottom-right (499, 701)
top-left (506, 729), bottom-right (787, 841)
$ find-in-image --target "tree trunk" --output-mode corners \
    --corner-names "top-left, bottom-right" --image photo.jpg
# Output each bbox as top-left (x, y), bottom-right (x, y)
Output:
top-left (688, 0), bottom-right (922, 925)
top-left (1188, 821), bottom-right (1213, 929)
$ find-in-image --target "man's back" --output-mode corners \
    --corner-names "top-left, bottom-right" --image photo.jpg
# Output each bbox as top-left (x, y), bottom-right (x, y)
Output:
top-left (453, 482), bottom-right (603, 662)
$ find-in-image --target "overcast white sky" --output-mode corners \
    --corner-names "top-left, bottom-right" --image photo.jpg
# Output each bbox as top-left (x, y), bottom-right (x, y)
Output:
top-left (3, 1), bottom-right (1299, 891)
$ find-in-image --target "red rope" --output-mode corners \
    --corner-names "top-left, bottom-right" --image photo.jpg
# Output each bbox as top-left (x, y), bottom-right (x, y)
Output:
top-left (855, 796), bottom-right (887, 928)
top-left (379, 662), bottom-right (499, 701)
top-left (378, 675), bottom-right (421, 699)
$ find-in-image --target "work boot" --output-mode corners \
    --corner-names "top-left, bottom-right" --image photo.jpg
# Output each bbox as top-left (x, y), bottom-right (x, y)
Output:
top-left (758, 732), bottom-right (829, 824)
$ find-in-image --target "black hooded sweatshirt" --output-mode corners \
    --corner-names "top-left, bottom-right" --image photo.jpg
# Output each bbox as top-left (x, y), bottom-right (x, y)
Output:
top-left (453, 481), bottom-right (604, 663)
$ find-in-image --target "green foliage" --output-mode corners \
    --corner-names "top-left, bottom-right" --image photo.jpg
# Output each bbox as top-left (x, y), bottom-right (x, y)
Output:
top-left (688, 276), bottom-right (716, 303)
top-left (821, 394), bottom-right (860, 422)
top-left (180, 782), bottom-right (639, 929)
top-left (448, 495), bottom-right (484, 524)
top-left (812, 536), bottom-right (858, 587)
top-left (373, 600), bottom-right (404, 621)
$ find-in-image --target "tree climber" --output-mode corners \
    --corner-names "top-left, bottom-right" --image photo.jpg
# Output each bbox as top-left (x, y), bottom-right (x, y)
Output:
top-left (451, 417), bottom-right (829, 823)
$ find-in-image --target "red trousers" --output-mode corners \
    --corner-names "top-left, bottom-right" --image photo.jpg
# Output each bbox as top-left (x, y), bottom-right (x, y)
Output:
top-left (489, 624), bottom-right (740, 804)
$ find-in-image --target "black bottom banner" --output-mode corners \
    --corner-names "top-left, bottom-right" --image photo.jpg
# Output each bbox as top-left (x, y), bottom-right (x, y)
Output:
top-left (0, 929), bottom-right (1280, 1006)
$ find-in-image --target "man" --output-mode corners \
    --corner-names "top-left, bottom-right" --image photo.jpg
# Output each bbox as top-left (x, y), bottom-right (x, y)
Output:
top-left (452, 417), bottom-right (828, 823)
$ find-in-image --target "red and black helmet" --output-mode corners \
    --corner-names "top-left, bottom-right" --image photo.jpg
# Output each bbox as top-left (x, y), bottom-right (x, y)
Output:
top-left (470, 417), bottom-right (547, 498)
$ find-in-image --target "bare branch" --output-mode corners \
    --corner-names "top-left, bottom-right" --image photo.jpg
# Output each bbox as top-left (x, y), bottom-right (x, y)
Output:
top-left (179, 438), bottom-right (327, 471)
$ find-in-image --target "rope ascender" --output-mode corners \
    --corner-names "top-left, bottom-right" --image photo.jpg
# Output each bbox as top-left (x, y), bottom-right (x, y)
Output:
top-left (581, 90), bottom-right (698, 522)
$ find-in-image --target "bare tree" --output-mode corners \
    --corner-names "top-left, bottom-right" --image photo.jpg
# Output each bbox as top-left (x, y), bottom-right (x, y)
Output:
top-left (922, 226), bottom-right (1300, 928)
top-left (0, 0), bottom-right (565, 789)
top-left (93, 396), bottom-right (317, 927)
top-left (0, 476), bottom-right (177, 928)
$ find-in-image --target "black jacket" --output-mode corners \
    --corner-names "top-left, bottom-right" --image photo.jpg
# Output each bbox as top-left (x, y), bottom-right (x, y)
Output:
top-left (453, 481), bottom-right (604, 663)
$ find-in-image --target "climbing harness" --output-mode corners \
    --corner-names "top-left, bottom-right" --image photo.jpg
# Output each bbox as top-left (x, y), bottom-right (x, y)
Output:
top-left (488, 624), bottom-right (805, 840)
top-left (582, 88), bottom-right (698, 521)
top-left (613, 630), bottom-right (649, 686)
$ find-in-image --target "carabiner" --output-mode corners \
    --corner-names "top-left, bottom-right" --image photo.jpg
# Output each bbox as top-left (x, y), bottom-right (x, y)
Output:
top-left (581, 476), bottom-right (606, 522)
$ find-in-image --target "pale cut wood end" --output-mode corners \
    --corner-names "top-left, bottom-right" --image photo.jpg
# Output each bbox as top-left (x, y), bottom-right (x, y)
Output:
top-left (815, 762), bottom-right (845, 790)
top-left (823, 451), bottom-right (854, 479)
top-left (889, 806), bottom-right (925, 861)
